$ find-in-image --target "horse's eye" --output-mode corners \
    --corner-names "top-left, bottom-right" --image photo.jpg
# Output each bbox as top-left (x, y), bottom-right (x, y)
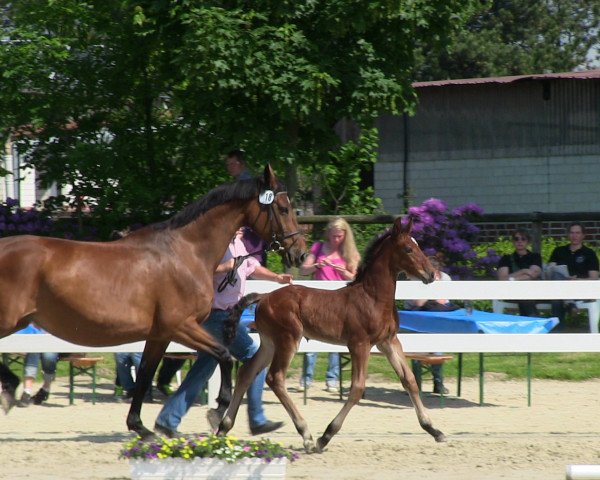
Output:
top-left (404, 246), bottom-right (413, 254)
top-left (279, 207), bottom-right (289, 215)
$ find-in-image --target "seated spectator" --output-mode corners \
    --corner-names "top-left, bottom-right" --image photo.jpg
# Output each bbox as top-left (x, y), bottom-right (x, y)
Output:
top-left (114, 352), bottom-right (153, 402)
top-left (405, 256), bottom-right (457, 394)
top-left (546, 222), bottom-right (599, 325)
top-left (496, 229), bottom-right (542, 317)
top-left (17, 352), bottom-right (59, 407)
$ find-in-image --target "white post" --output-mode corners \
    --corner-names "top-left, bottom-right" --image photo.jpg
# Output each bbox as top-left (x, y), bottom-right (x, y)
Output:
top-left (566, 465), bottom-right (600, 480)
top-left (207, 369), bottom-right (221, 409)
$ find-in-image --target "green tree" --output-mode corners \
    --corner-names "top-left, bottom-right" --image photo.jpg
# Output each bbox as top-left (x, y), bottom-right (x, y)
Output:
top-left (0, 1), bottom-right (478, 234)
top-left (415, 0), bottom-right (600, 80)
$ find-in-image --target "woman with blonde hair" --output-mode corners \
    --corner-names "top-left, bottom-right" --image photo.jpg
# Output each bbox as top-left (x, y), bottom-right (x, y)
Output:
top-left (299, 217), bottom-right (361, 392)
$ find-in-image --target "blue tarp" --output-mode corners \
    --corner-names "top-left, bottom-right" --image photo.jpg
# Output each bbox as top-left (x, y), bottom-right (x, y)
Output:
top-left (398, 309), bottom-right (559, 334)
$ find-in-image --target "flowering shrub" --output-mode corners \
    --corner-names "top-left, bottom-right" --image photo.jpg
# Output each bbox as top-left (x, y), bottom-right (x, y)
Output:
top-left (0, 197), bottom-right (53, 236)
top-left (406, 198), bottom-right (499, 279)
top-left (0, 197), bottom-right (98, 240)
top-left (120, 434), bottom-right (298, 463)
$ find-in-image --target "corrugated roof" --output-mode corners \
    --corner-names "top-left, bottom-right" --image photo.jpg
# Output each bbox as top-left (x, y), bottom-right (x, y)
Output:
top-left (413, 69), bottom-right (600, 88)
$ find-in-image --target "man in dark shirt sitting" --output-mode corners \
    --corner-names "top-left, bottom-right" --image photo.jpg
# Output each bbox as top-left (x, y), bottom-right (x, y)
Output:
top-left (497, 229), bottom-right (542, 316)
top-left (547, 222), bottom-right (599, 325)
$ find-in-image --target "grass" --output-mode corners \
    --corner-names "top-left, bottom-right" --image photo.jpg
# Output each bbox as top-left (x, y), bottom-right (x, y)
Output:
top-left (6, 349), bottom-right (600, 388)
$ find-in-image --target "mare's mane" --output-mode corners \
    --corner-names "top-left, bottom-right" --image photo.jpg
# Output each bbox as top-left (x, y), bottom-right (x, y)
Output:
top-left (350, 229), bottom-right (392, 285)
top-left (147, 176), bottom-right (284, 232)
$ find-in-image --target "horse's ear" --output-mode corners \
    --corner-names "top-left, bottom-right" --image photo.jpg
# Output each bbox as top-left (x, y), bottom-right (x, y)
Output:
top-left (392, 216), bottom-right (411, 236)
top-left (263, 164), bottom-right (277, 189)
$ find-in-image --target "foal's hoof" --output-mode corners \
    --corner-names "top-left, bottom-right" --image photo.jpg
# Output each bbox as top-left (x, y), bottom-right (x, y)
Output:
top-left (314, 437), bottom-right (328, 453)
top-left (303, 439), bottom-right (315, 454)
top-left (434, 431), bottom-right (447, 443)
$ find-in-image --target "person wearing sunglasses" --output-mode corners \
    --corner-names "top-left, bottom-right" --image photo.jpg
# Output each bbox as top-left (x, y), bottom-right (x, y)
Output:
top-left (496, 229), bottom-right (542, 317)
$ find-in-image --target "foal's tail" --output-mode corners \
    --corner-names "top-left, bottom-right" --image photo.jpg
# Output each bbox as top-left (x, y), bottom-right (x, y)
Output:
top-left (223, 293), bottom-right (265, 345)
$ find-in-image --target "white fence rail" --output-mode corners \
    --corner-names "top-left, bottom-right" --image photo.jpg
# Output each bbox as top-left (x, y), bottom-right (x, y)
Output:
top-left (2, 279), bottom-right (599, 408)
top-left (1, 279), bottom-right (599, 354)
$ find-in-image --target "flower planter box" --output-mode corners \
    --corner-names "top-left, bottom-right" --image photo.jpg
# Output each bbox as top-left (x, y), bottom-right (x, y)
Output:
top-left (129, 457), bottom-right (287, 479)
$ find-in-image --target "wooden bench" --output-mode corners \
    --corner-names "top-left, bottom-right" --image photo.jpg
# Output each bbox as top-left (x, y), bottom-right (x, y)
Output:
top-left (314, 352), bottom-right (454, 406)
top-left (58, 355), bottom-right (104, 405)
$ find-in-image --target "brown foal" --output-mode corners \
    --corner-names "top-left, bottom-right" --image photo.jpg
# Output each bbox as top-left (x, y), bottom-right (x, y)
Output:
top-left (218, 217), bottom-right (446, 452)
top-left (0, 165), bottom-right (306, 438)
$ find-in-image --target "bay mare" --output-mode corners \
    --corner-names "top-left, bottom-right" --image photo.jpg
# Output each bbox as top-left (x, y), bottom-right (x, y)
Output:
top-left (0, 165), bottom-right (306, 438)
top-left (218, 217), bottom-right (445, 452)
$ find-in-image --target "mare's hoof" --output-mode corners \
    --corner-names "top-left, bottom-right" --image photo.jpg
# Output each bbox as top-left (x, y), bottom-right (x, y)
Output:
top-left (207, 408), bottom-right (222, 432)
top-left (435, 432), bottom-right (447, 443)
top-left (1, 391), bottom-right (16, 414)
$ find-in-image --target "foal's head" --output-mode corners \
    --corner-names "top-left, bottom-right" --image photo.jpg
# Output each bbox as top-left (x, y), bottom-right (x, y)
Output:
top-left (247, 164), bottom-right (307, 267)
top-left (389, 217), bottom-right (435, 284)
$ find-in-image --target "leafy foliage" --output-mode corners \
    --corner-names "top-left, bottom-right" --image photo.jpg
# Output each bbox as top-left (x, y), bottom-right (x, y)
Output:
top-left (415, 0), bottom-right (600, 80)
top-left (0, 1), bottom-right (479, 234)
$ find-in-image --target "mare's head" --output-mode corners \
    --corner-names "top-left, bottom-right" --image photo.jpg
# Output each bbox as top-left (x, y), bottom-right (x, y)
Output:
top-left (247, 164), bottom-right (307, 267)
top-left (389, 217), bottom-right (435, 284)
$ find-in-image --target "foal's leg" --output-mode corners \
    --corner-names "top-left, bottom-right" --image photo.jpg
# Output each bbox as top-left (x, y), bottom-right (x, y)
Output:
top-left (218, 339), bottom-right (274, 435)
top-left (315, 343), bottom-right (370, 453)
top-left (126, 340), bottom-right (168, 439)
top-left (206, 358), bottom-right (234, 431)
top-left (378, 337), bottom-right (446, 442)
top-left (266, 340), bottom-right (317, 453)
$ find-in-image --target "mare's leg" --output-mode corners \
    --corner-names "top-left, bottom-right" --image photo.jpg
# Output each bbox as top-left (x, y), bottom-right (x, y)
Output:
top-left (0, 361), bottom-right (20, 414)
top-left (126, 340), bottom-right (168, 438)
top-left (315, 343), bottom-right (370, 453)
top-left (218, 339), bottom-right (274, 435)
top-left (378, 337), bottom-right (446, 442)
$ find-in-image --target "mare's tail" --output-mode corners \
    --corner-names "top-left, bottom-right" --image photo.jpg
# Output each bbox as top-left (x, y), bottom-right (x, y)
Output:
top-left (223, 293), bottom-right (265, 345)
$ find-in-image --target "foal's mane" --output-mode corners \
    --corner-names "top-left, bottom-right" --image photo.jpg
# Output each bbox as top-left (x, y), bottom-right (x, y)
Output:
top-left (349, 229), bottom-right (392, 285)
top-left (148, 176), bottom-right (284, 232)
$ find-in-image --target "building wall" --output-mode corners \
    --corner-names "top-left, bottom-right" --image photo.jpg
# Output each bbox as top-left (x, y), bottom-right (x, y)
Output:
top-left (375, 78), bottom-right (600, 215)
top-left (1, 140), bottom-right (59, 207)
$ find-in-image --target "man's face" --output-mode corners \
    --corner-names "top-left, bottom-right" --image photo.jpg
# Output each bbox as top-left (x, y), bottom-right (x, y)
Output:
top-left (225, 157), bottom-right (244, 178)
top-left (568, 226), bottom-right (584, 246)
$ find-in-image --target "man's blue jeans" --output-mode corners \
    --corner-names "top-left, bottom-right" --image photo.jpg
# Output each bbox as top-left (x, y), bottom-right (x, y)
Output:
top-left (156, 310), bottom-right (267, 431)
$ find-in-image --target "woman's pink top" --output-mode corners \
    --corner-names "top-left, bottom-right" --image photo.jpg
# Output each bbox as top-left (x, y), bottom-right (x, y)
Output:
top-left (310, 242), bottom-right (347, 280)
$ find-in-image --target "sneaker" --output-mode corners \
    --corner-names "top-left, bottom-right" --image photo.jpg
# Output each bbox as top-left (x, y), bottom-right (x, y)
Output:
top-left (17, 392), bottom-right (31, 408)
top-left (298, 380), bottom-right (311, 392)
top-left (154, 422), bottom-right (178, 439)
top-left (433, 384), bottom-right (449, 395)
top-left (32, 388), bottom-right (49, 405)
top-left (326, 383), bottom-right (339, 393)
top-left (157, 384), bottom-right (174, 396)
top-left (250, 420), bottom-right (284, 436)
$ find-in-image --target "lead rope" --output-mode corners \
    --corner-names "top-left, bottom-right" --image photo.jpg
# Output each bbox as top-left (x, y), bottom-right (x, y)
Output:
top-left (216, 242), bottom-right (277, 293)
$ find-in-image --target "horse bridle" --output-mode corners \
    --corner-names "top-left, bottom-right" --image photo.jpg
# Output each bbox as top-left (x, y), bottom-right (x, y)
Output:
top-left (262, 191), bottom-right (303, 253)
top-left (218, 192), bottom-right (301, 292)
